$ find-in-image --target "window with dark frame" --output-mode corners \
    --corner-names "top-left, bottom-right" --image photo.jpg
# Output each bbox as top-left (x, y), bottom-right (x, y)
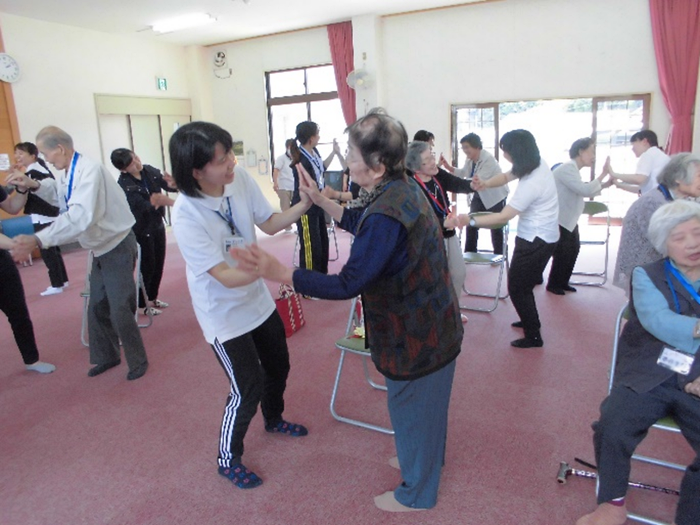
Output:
top-left (450, 94), bottom-right (650, 218)
top-left (266, 64), bottom-right (347, 171)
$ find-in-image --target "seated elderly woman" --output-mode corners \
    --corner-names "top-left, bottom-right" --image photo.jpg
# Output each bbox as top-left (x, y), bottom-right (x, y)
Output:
top-left (232, 109), bottom-right (463, 513)
top-left (577, 199), bottom-right (700, 525)
top-left (405, 140), bottom-right (474, 322)
top-left (613, 153), bottom-right (700, 293)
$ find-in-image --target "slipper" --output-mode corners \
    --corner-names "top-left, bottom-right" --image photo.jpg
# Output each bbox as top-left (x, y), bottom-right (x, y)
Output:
top-left (218, 463), bottom-right (263, 489)
top-left (265, 419), bottom-right (308, 437)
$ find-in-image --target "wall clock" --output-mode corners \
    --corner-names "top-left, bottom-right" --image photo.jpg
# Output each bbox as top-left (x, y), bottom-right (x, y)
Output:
top-left (0, 53), bottom-right (20, 83)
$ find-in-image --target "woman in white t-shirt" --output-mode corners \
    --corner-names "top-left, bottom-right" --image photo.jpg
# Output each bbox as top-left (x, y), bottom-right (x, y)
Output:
top-left (170, 121), bottom-right (312, 490)
top-left (457, 130), bottom-right (559, 348)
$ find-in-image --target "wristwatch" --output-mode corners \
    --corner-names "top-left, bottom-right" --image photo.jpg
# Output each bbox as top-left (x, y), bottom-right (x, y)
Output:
top-left (469, 218), bottom-right (477, 227)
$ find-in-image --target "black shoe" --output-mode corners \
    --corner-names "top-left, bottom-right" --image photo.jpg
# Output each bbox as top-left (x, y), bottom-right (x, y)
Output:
top-left (88, 360), bottom-right (121, 377)
top-left (511, 321), bottom-right (524, 328)
top-left (563, 285), bottom-right (577, 292)
top-left (511, 337), bottom-right (544, 348)
top-left (546, 286), bottom-right (565, 296)
top-left (126, 362), bottom-right (149, 381)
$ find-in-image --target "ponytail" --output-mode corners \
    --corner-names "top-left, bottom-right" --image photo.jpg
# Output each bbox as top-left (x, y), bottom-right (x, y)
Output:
top-left (289, 139), bottom-right (301, 167)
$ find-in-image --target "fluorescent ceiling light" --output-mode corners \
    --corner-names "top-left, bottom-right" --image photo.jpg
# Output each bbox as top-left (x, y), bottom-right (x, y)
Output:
top-left (152, 13), bottom-right (216, 34)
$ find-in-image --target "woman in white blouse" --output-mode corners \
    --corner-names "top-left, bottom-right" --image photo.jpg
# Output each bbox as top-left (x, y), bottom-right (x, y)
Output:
top-left (457, 130), bottom-right (559, 349)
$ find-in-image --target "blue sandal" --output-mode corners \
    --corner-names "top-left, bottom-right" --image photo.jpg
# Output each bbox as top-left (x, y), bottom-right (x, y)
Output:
top-left (218, 463), bottom-right (263, 489)
top-left (265, 419), bottom-right (308, 437)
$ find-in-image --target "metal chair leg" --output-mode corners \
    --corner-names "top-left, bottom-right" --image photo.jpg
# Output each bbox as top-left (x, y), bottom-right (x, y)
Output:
top-left (329, 348), bottom-right (394, 435)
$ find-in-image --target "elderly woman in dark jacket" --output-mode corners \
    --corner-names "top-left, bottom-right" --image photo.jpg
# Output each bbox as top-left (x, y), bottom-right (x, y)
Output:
top-left (577, 199), bottom-right (700, 525)
top-left (233, 109), bottom-right (463, 513)
top-left (405, 140), bottom-right (473, 322)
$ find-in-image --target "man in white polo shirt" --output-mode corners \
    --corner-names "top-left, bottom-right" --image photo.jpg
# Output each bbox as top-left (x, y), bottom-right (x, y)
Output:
top-left (606, 129), bottom-right (669, 195)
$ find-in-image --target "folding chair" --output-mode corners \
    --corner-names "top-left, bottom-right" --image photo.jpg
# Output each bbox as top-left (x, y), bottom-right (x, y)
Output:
top-left (460, 212), bottom-right (509, 313)
top-left (80, 244), bottom-right (153, 347)
top-left (606, 303), bottom-right (684, 525)
top-left (329, 296), bottom-right (394, 435)
top-left (571, 201), bottom-right (610, 287)
top-left (1, 215), bottom-right (35, 265)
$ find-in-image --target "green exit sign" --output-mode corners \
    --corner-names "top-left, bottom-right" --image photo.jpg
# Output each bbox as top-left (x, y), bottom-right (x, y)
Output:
top-left (156, 77), bottom-right (168, 91)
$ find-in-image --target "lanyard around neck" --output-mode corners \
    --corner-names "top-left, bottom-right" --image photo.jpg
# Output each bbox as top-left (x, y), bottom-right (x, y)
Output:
top-left (413, 174), bottom-right (448, 215)
top-left (664, 258), bottom-right (700, 314)
top-left (657, 184), bottom-right (673, 202)
top-left (215, 197), bottom-right (237, 235)
top-left (299, 147), bottom-right (325, 188)
top-left (65, 152), bottom-right (80, 207)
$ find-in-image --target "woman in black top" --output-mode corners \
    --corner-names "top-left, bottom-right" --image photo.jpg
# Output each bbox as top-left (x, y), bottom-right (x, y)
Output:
top-left (110, 149), bottom-right (175, 315)
top-left (14, 142), bottom-right (68, 296)
top-left (0, 184), bottom-right (56, 373)
top-left (289, 121), bottom-right (343, 276)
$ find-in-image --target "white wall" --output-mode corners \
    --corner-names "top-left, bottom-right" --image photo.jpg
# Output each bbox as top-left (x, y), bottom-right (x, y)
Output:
top-left (381, 0), bottom-right (669, 157)
top-left (0, 13), bottom-right (193, 162)
top-left (209, 27), bottom-right (332, 202)
top-left (2, 0), bottom-right (698, 191)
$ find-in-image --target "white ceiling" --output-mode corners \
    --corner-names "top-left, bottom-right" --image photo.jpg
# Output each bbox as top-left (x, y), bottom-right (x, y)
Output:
top-left (0, 0), bottom-right (487, 47)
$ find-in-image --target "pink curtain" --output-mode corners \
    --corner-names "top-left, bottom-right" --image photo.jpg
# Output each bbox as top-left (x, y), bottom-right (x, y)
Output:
top-left (649, 0), bottom-right (700, 153)
top-left (327, 21), bottom-right (357, 126)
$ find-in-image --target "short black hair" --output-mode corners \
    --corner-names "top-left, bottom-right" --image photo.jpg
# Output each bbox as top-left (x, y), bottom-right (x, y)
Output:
top-left (169, 121), bottom-right (234, 198)
top-left (110, 148), bottom-right (135, 171)
top-left (630, 129), bottom-right (659, 148)
top-left (413, 130), bottom-right (434, 142)
top-left (569, 138), bottom-right (594, 160)
top-left (460, 133), bottom-right (482, 149)
top-left (499, 129), bottom-right (541, 178)
top-left (347, 108), bottom-right (408, 181)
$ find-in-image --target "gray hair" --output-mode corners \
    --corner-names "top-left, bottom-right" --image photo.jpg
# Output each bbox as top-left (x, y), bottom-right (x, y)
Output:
top-left (648, 199), bottom-right (700, 256)
top-left (36, 126), bottom-right (73, 150)
top-left (657, 153), bottom-right (700, 189)
top-left (405, 141), bottom-right (430, 173)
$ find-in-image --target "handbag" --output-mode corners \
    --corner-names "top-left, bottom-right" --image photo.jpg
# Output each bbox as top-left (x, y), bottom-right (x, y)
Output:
top-left (275, 284), bottom-right (306, 337)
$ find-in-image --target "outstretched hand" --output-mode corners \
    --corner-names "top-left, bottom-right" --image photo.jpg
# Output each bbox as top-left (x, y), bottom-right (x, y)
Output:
top-left (10, 234), bottom-right (38, 263)
top-left (297, 163), bottom-right (323, 205)
top-left (229, 243), bottom-right (292, 284)
top-left (5, 170), bottom-right (35, 191)
top-left (443, 210), bottom-right (461, 231)
top-left (163, 171), bottom-right (177, 190)
top-left (470, 175), bottom-right (485, 192)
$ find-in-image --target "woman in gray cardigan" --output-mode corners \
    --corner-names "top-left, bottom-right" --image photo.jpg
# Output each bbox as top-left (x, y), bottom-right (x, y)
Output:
top-left (546, 138), bottom-right (611, 294)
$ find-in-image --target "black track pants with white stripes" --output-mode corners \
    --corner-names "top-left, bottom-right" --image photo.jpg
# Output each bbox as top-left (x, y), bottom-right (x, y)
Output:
top-left (210, 310), bottom-right (290, 468)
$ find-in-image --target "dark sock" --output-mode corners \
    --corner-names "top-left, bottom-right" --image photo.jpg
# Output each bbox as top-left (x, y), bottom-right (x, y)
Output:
top-left (87, 360), bottom-right (121, 377)
top-left (511, 336), bottom-right (543, 349)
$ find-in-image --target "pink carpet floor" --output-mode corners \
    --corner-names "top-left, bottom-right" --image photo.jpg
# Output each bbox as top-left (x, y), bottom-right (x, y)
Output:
top-left (0, 224), bottom-right (692, 525)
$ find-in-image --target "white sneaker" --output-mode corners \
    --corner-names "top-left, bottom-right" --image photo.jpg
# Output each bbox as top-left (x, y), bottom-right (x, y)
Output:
top-left (144, 306), bottom-right (162, 316)
top-left (40, 286), bottom-right (64, 296)
top-left (62, 281), bottom-right (69, 288)
top-left (152, 299), bottom-right (169, 308)
top-left (26, 361), bottom-right (56, 374)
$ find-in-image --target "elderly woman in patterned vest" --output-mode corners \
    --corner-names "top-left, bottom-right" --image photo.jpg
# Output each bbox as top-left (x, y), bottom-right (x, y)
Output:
top-left (232, 109), bottom-right (464, 513)
top-left (577, 199), bottom-right (700, 525)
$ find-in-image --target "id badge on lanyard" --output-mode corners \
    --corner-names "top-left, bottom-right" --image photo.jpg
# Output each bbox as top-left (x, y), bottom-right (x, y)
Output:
top-left (217, 197), bottom-right (246, 258)
top-left (658, 259), bottom-right (700, 374)
top-left (657, 347), bottom-right (695, 375)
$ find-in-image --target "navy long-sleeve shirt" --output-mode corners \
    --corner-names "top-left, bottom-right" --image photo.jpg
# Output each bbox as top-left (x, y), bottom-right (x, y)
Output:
top-left (292, 207), bottom-right (408, 300)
